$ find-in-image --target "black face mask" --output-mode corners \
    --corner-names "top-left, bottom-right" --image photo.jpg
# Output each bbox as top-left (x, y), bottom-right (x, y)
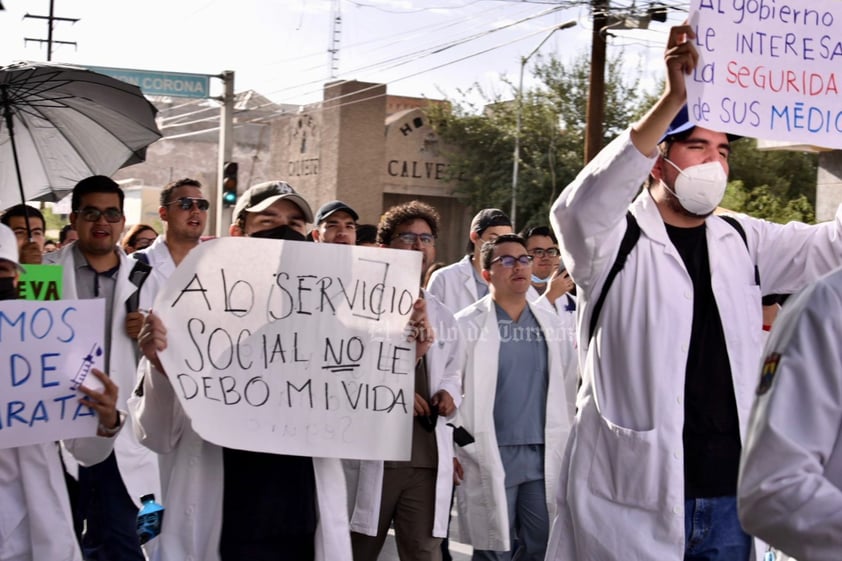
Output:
top-left (0, 277), bottom-right (18, 301)
top-left (248, 224), bottom-right (308, 242)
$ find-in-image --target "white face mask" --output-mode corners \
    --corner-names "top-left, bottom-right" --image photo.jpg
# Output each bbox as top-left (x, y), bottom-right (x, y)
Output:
top-left (661, 159), bottom-right (728, 216)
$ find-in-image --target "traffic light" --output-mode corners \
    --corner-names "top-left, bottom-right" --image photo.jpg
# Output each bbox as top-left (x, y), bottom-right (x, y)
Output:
top-left (222, 162), bottom-right (238, 207)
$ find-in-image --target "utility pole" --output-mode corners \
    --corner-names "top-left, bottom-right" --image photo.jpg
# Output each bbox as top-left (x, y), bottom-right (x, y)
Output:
top-left (215, 70), bottom-right (235, 238)
top-left (328, 0), bottom-right (342, 79)
top-left (24, 0), bottom-right (78, 61)
top-left (584, 0), bottom-right (608, 164)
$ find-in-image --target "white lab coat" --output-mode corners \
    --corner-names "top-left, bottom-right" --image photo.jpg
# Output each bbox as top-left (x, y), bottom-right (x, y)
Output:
top-left (453, 295), bottom-right (574, 551)
top-left (738, 267), bottom-right (842, 561)
top-left (547, 129), bottom-right (842, 561)
top-left (533, 291), bottom-right (578, 422)
top-left (134, 235), bottom-right (175, 279)
top-left (533, 291), bottom-right (577, 345)
top-left (134, 236), bottom-right (203, 309)
top-left (129, 359), bottom-right (352, 561)
top-left (344, 291), bottom-right (465, 538)
top-left (427, 255), bottom-right (481, 315)
top-left (44, 245), bottom-right (161, 508)
top-left (0, 436), bottom-right (117, 561)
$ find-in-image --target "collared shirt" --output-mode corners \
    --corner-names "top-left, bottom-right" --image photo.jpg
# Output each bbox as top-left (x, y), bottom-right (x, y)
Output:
top-left (493, 303), bottom-right (548, 446)
top-left (471, 261), bottom-right (489, 300)
top-left (384, 356), bottom-right (438, 470)
top-left (71, 243), bottom-right (119, 371)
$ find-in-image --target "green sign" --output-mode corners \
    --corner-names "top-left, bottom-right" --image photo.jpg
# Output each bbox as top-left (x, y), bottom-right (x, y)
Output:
top-left (18, 265), bottom-right (63, 301)
top-left (87, 66), bottom-right (211, 99)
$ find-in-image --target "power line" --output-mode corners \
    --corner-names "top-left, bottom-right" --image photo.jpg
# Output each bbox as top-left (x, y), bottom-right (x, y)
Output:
top-left (156, 18), bottom-right (589, 140)
top-left (262, 3), bottom-right (573, 102)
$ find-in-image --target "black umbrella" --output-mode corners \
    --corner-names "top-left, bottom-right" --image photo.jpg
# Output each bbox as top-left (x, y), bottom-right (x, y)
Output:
top-left (0, 61), bottom-right (162, 223)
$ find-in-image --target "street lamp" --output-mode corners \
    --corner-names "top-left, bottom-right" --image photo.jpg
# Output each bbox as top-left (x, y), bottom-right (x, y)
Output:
top-left (511, 20), bottom-right (576, 231)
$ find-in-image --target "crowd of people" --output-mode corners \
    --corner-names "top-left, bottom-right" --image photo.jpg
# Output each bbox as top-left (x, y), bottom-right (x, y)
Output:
top-left (2, 24), bottom-right (840, 561)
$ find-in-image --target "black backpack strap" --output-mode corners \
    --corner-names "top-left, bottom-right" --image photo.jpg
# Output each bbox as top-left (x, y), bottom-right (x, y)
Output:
top-left (588, 212), bottom-right (641, 342)
top-left (125, 259), bottom-right (153, 314)
top-left (720, 215), bottom-right (760, 286)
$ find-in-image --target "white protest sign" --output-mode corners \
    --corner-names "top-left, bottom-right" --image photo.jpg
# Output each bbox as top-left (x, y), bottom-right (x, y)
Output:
top-left (686, 0), bottom-right (842, 149)
top-left (154, 238), bottom-right (422, 460)
top-left (0, 299), bottom-right (105, 449)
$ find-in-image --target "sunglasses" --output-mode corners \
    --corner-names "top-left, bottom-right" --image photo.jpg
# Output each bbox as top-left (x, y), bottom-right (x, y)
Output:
top-left (491, 254), bottom-right (534, 268)
top-left (76, 207), bottom-right (123, 223)
top-left (165, 197), bottom-right (210, 211)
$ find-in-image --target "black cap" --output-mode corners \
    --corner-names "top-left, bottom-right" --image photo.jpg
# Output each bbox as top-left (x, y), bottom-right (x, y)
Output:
top-left (314, 200), bottom-right (359, 224)
top-left (470, 208), bottom-right (512, 236)
top-left (660, 105), bottom-right (741, 144)
top-left (233, 181), bottom-right (313, 224)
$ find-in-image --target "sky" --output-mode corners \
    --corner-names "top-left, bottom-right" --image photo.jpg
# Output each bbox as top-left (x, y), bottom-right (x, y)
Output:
top-left (0, 0), bottom-right (689, 107)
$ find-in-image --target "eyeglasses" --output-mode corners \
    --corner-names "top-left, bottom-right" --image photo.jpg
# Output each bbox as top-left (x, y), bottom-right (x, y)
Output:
top-left (133, 237), bottom-right (156, 249)
top-left (491, 254), bottom-right (534, 268)
top-left (75, 207), bottom-right (123, 223)
top-left (165, 197), bottom-right (210, 211)
top-left (392, 233), bottom-right (435, 246)
top-left (529, 247), bottom-right (561, 258)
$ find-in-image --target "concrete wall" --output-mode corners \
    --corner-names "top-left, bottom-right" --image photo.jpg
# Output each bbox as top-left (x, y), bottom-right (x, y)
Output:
top-left (324, 80), bottom-right (388, 225)
top-left (110, 83), bottom-right (471, 261)
top-left (381, 107), bottom-right (468, 264)
top-left (816, 151), bottom-right (842, 222)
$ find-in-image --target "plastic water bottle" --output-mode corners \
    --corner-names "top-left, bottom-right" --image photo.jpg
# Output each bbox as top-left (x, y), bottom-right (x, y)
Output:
top-left (136, 494), bottom-right (165, 545)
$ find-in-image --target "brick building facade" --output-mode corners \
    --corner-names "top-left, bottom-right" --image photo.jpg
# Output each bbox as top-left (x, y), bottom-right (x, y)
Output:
top-left (114, 80), bottom-right (470, 264)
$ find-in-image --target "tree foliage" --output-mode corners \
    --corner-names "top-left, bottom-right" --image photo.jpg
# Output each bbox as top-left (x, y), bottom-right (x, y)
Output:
top-left (721, 140), bottom-right (818, 223)
top-left (427, 51), bottom-right (819, 228)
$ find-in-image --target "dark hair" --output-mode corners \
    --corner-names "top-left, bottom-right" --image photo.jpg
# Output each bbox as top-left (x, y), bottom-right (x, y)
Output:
top-left (59, 224), bottom-right (75, 244)
top-left (523, 225), bottom-right (557, 244)
top-left (160, 178), bottom-right (202, 207)
top-left (72, 175), bottom-right (124, 212)
top-left (376, 201), bottom-right (440, 246)
top-left (480, 233), bottom-right (527, 270)
top-left (1, 204), bottom-right (46, 228)
top-left (122, 224), bottom-right (157, 252)
top-left (355, 224), bottom-right (378, 245)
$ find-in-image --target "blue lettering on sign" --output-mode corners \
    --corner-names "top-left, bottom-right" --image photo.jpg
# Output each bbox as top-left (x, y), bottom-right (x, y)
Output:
top-left (0, 301), bottom-right (98, 441)
top-left (9, 353), bottom-right (62, 388)
top-left (0, 306), bottom-right (76, 344)
top-left (0, 393), bottom-right (93, 430)
top-left (770, 103), bottom-right (842, 133)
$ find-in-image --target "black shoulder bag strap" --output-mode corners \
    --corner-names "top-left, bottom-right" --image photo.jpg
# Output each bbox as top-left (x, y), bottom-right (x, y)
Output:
top-left (125, 259), bottom-right (153, 314)
top-left (719, 215), bottom-right (760, 286)
top-left (587, 213), bottom-right (759, 344)
top-left (132, 251), bottom-right (150, 265)
top-left (587, 212), bottom-right (641, 342)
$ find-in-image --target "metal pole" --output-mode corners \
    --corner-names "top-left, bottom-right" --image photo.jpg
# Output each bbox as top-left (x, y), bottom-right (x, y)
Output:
top-left (1, 85), bottom-right (32, 237)
top-left (46, 0), bottom-right (55, 61)
top-left (585, 1), bottom-right (609, 163)
top-left (511, 57), bottom-right (525, 232)
top-left (511, 20), bottom-right (576, 231)
top-left (214, 70), bottom-right (234, 238)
